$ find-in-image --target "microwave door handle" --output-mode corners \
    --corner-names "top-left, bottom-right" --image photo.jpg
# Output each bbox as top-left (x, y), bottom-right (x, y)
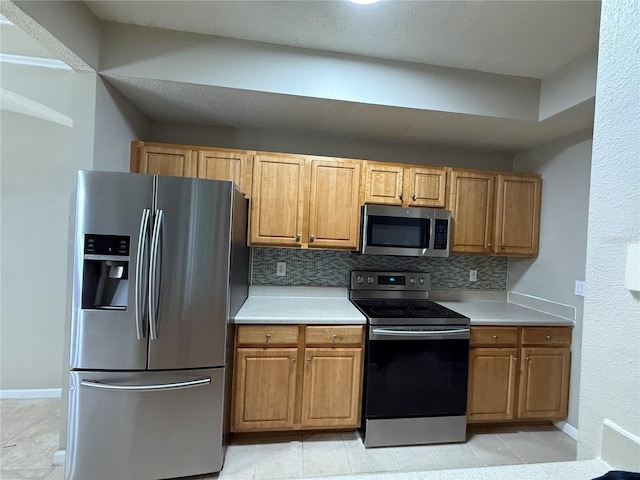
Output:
top-left (428, 216), bottom-right (436, 251)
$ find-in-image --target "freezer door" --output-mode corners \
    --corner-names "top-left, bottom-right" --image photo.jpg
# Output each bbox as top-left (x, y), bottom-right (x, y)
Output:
top-left (148, 177), bottom-right (233, 369)
top-left (65, 368), bottom-right (226, 480)
top-left (71, 171), bottom-right (153, 370)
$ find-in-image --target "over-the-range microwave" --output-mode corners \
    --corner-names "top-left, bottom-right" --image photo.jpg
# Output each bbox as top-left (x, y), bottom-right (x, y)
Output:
top-left (360, 204), bottom-right (451, 257)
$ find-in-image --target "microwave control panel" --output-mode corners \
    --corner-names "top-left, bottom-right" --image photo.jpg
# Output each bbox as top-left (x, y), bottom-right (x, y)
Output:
top-left (433, 219), bottom-right (449, 250)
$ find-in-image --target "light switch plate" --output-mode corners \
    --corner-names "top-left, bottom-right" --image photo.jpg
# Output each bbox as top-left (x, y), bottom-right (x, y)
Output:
top-left (575, 280), bottom-right (585, 296)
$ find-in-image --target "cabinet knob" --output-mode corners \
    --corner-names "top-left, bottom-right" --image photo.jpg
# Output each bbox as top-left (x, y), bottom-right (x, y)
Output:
top-left (526, 356), bottom-right (531, 362)
top-left (499, 244), bottom-right (504, 249)
top-left (306, 357), bottom-right (312, 363)
top-left (487, 243), bottom-right (492, 248)
top-left (513, 357), bottom-right (517, 362)
top-left (265, 333), bottom-right (271, 342)
top-left (398, 193), bottom-right (403, 200)
top-left (296, 233), bottom-right (301, 241)
top-left (492, 335), bottom-right (498, 340)
top-left (291, 358), bottom-right (296, 364)
top-left (310, 234), bottom-right (315, 241)
top-left (546, 335), bottom-right (551, 340)
top-left (411, 194), bottom-right (416, 201)
top-left (332, 334), bottom-right (337, 340)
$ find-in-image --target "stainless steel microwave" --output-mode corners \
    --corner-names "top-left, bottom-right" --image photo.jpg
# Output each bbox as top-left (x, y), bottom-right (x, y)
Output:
top-left (360, 204), bottom-right (451, 257)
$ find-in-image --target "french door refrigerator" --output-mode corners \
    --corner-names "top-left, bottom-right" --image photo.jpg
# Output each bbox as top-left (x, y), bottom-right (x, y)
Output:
top-left (65, 170), bottom-right (249, 480)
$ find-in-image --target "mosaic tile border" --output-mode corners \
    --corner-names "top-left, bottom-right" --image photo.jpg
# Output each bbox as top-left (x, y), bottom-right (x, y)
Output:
top-left (251, 248), bottom-right (507, 290)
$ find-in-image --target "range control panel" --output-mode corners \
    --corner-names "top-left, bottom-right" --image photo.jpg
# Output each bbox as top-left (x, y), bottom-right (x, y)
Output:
top-left (350, 271), bottom-right (431, 292)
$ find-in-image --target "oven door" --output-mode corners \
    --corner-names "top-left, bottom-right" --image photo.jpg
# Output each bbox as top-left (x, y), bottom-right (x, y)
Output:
top-left (364, 325), bottom-right (470, 419)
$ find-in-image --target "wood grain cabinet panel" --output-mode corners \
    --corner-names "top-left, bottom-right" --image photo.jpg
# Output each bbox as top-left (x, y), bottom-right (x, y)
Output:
top-left (132, 142), bottom-right (197, 178)
top-left (448, 169), bottom-right (541, 257)
top-left (232, 325), bottom-right (364, 432)
top-left (250, 153), bottom-right (307, 247)
top-left (467, 347), bottom-right (518, 421)
top-left (364, 162), bottom-right (447, 208)
top-left (301, 347), bottom-right (363, 428)
top-left (517, 346), bottom-right (570, 419)
top-left (232, 348), bottom-right (297, 431)
top-left (308, 159), bottom-right (361, 249)
top-left (197, 148), bottom-right (252, 197)
top-left (467, 325), bottom-right (571, 424)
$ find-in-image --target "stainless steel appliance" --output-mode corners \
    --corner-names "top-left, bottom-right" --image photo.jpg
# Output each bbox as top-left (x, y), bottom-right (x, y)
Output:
top-left (350, 271), bottom-right (470, 448)
top-left (360, 204), bottom-right (451, 257)
top-left (65, 170), bottom-right (249, 480)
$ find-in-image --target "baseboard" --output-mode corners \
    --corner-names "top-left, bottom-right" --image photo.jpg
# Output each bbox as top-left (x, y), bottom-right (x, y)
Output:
top-left (554, 420), bottom-right (579, 441)
top-left (601, 418), bottom-right (640, 471)
top-left (53, 450), bottom-right (66, 466)
top-left (0, 388), bottom-right (62, 399)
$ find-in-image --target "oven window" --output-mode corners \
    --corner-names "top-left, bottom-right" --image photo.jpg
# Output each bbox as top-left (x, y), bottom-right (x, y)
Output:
top-left (364, 338), bottom-right (469, 419)
top-left (367, 216), bottom-right (430, 248)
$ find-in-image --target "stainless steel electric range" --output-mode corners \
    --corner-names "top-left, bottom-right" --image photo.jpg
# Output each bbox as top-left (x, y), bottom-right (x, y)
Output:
top-left (349, 271), bottom-right (470, 448)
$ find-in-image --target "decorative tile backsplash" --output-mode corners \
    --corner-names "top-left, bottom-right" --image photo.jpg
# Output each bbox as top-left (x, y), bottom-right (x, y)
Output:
top-left (251, 248), bottom-right (507, 290)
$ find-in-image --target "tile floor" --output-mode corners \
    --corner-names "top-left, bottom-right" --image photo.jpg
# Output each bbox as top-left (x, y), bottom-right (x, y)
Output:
top-left (1, 397), bottom-right (601, 480)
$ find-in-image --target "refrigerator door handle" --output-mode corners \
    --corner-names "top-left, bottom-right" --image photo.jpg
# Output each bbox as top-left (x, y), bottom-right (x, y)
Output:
top-left (149, 209), bottom-right (164, 340)
top-left (135, 208), bottom-right (151, 340)
top-left (80, 377), bottom-right (211, 392)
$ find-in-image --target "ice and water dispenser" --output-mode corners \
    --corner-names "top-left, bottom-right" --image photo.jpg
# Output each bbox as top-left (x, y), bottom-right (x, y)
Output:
top-left (82, 234), bottom-right (130, 310)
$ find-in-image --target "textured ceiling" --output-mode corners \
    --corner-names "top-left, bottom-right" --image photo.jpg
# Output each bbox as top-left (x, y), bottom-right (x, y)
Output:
top-left (86, 0), bottom-right (601, 79)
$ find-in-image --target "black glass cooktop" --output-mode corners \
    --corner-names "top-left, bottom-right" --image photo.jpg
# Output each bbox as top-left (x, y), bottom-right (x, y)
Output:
top-left (351, 299), bottom-right (467, 320)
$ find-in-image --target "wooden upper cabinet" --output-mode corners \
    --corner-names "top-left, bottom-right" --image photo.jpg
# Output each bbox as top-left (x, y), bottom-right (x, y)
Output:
top-left (494, 174), bottom-right (541, 256)
top-left (449, 170), bottom-right (495, 254)
top-left (364, 162), bottom-right (447, 208)
top-left (364, 163), bottom-right (404, 205)
top-left (404, 167), bottom-right (447, 207)
top-left (449, 169), bottom-right (541, 256)
top-left (197, 148), bottom-right (252, 197)
top-left (132, 142), bottom-right (197, 177)
top-left (250, 153), bottom-right (307, 247)
top-left (308, 159), bottom-right (361, 249)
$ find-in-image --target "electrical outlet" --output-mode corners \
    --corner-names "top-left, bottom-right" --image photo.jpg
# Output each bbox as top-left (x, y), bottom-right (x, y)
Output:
top-left (469, 270), bottom-right (477, 282)
top-left (575, 280), bottom-right (585, 296)
top-left (276, 262), bottom-right (286, 276)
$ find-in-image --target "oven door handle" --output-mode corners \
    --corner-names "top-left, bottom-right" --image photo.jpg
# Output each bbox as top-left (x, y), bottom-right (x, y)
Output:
top-left (370, 327), bottom-right (470, 340)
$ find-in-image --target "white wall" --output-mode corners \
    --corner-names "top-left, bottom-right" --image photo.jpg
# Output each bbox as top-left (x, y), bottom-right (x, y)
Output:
top-left (510, 129), bottom-right (592, 429)
top-left (0, 63), bottom-right (97, 390)
top-left (150, 123), bottom-right (515, 171)
top-left (578, 0), bottom-right (640, 470)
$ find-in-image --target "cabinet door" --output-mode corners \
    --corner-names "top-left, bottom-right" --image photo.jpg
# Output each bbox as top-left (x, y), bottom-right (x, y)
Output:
top-left (136, 144), bottom-right (197, 177)
top-left (308, 159), bottom-right (361, 249)
top-left (363, 163), bottom-right (404, 205)
top-left (301, 348), bottom-right (362, 428)
top-left (449, 170), bottom-right (495, 254)
top-left (467, 348), bottom-right (518, 422)
top-left (494, 174), bottom-right (541, 256)
top-left (232, 348), bottom-right (298, 432)
top-left (250, 153), bottom-right (307, 246)
top-left (197, 148), bottom-right (252, 197)
top-left (405, 167), bottom-right (447, 207)
top-left (517, 347), bottom-right (570, 420)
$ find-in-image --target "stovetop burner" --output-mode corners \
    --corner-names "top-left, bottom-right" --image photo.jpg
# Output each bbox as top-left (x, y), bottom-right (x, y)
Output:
top-left (349, 270), bottom-right (469, 326)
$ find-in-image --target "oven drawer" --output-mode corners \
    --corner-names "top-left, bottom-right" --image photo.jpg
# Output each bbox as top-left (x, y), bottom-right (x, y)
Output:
top-left (305, 326), bottom-right (364, 346)
top-left (521, 326), bottom-right (572, 346)
top-left (470, 327), bottom-right (519, 346)
top-left (236, 325), bottom-right (299, 346)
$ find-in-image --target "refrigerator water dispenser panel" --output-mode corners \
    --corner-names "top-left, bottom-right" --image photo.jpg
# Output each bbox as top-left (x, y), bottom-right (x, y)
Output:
top-left (82, 234), bottom-right (130, 311)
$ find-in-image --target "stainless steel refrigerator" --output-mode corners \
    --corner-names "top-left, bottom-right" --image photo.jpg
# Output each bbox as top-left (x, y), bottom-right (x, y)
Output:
top-left (65, 170), bottom-right (249, 480)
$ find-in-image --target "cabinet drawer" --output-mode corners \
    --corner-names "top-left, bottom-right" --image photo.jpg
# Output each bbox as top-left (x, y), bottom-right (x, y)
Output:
top-left (522, 327), bottom-right (571, 346)
top-left (470, 327), bottom-right (519, 346)
top-left (236, 325), bottom-right (299, 346)
top-left (305, 326), bottom-right (364, 346)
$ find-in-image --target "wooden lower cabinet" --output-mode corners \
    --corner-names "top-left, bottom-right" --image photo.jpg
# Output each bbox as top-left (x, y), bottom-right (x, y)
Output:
top-left (467, 326), bottom-right (571, 423)
top-left (231, 325), bottom-right (364, 433)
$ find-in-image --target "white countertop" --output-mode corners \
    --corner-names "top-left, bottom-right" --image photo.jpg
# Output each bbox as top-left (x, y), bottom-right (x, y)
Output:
top-left (234, 286), bottom-right (367, 324)
top-left (235, 286), bottom-right (574, 326)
